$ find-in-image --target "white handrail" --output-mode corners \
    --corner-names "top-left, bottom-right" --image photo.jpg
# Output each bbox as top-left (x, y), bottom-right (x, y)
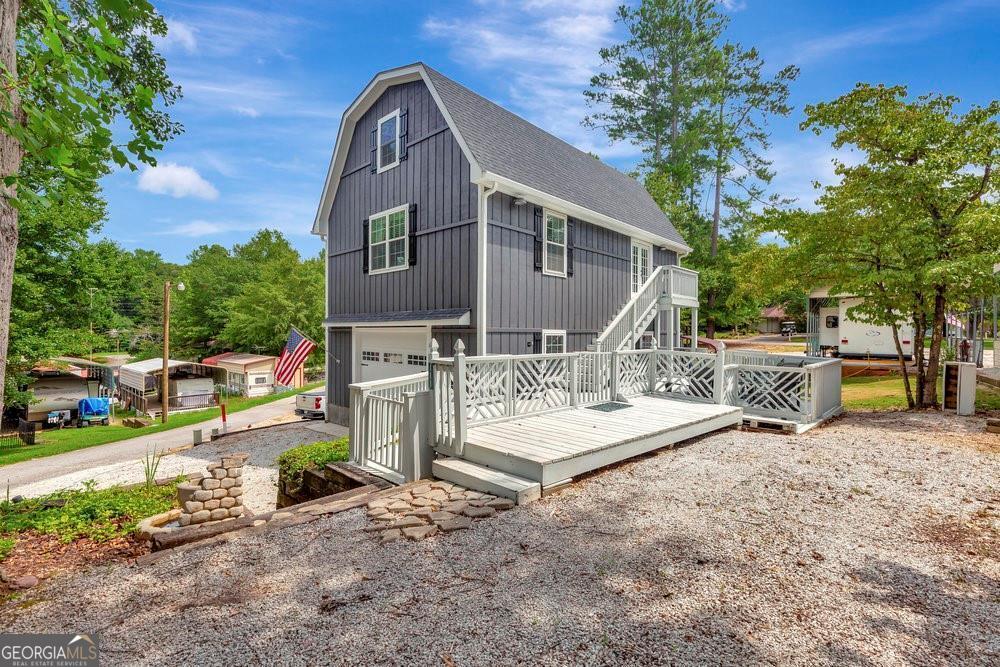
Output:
top-left (594, 266), bottom-right (665, 352)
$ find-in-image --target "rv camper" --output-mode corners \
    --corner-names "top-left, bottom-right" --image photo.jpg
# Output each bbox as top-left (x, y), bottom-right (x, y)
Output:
top-left (811, 294), bottom-right (914, 360)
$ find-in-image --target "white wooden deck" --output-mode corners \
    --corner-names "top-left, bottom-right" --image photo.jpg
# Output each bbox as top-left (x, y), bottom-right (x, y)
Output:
top-left (460, 395), bottom-right (742, 487)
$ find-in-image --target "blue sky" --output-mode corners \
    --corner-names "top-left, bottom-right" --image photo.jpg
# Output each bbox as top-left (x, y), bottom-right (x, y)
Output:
top-left (102, 0), bottom-right (1000, 263)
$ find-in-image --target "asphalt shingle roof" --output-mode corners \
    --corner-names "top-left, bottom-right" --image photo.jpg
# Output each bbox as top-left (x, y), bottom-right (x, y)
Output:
top-left (423, 65), bottom-right (688, 249)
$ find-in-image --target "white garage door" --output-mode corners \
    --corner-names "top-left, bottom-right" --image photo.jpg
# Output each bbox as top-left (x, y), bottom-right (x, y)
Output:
top-left (356, 328), bottom-right (429, 382)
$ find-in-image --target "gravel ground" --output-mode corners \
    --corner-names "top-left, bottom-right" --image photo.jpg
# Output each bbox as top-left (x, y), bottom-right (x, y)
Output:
top-left (3, 411), bottom-right (997, 666)
top-left (11, 421), bottom-right (346, 513)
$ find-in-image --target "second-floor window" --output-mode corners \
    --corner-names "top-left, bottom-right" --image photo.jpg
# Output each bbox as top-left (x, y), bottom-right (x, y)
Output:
top-left (377, 109), bottom-right (400, 172)
top-left (543, 210), bottom-right (567, 277)
top-left (369, 205), bottom-right (408, 274)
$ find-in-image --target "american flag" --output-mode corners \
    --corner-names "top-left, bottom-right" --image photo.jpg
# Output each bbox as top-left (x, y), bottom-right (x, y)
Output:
top-left (275, 327), bottom-right (317, 386)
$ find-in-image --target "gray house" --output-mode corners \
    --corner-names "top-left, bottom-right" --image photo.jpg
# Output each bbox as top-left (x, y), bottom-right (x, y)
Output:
top-left (312, 63), bottom-right (694, 422)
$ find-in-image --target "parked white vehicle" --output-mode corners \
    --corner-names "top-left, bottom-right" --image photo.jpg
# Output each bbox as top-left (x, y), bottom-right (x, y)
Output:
top-left (818, 297), bottom-right (914, 359)
top-left (295, 389), bottom-right (326, 420)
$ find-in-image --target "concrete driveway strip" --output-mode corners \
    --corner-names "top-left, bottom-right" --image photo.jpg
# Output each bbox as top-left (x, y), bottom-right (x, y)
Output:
top-left (1, 396), bottom-right (301, 492)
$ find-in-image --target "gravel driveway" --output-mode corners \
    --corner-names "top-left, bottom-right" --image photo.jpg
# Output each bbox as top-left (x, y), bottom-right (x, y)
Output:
top-left (2, 411), bottom-right (997, 665)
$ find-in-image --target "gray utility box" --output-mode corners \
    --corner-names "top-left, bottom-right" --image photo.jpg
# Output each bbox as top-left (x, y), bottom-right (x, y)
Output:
top-left (943, 361), bottom-right (976, 416)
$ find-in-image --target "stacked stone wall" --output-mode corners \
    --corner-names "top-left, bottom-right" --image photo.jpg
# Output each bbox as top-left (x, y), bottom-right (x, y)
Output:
top-left (177, 453), bottom-right (248, 526)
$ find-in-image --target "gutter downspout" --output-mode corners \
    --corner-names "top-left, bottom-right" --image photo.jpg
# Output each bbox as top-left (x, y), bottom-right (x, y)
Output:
top-left (477, 182), bottom-right (498, 355)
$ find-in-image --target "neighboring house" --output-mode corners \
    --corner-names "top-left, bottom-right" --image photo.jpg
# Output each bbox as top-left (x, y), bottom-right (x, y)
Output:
top-left (203, 352), bottom-right (305, 395)
top-left (311, 63), bottom-right (694, 421)
top-left (118, 359), bottom-right (224, 417)
top-left (758, 306), bottom-right (788, 334)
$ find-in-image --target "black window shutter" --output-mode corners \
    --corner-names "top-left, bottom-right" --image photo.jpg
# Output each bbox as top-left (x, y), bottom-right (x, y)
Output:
top-left (532, 331), bottom-right (542, 353)
top-left (567, 218), bottom-right (575, 276)
top-left (408, 203), bottom-right (418, 266)
top-left (399, 108), bottom-right (409, 161)
top-left (369, 126), bottom-right (377, 173)
top-left (361, 218), bottom-right (370, 273)
top-left (533, 206), bottom-right (543, 271)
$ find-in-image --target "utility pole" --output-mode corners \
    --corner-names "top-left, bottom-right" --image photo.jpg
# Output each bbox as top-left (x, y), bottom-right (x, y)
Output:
top-left (161, 280), bottom-right (186, 423)
top-left (161, 281), bottom-right (171, 424)
top-left (88, 287), bottom-right (98, 361)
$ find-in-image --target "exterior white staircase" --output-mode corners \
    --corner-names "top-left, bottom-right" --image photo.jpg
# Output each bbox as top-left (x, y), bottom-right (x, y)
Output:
top-left (590, 265), bottom-right (700, 352)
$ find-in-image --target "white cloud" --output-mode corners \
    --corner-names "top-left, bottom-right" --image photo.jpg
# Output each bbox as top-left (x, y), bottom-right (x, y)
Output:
top-left (766, 138), bottom-right (863, 210)
top-left (157, 18), bottom-right (198, 54)
top-left (792, 0), bottom-right (997, 63)
top-left (719, 0), bottom-right (747, 11)
top-left (422, 1), bottom-right (637, 161)
top-left (137, 163), bottom-right (219, 200)
top-left (233, 106), bottom-right (260, 118)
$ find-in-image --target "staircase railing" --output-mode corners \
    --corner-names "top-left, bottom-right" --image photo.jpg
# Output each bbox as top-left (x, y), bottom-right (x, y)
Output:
top-left (593, 266), bottom-right (665, 352)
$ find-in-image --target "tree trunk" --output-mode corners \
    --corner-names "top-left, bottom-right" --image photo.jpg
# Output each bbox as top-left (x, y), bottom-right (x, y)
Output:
top-left (922, 285), bottom-right (947, 407)
top-left (912, 307), bottom-right (926, 405)
top-left (890, 322), bottom-right (914, 409)
top-left (707, 103), bottom-right (724, 340)
top-left (0, 0), bottom-right (22, 420)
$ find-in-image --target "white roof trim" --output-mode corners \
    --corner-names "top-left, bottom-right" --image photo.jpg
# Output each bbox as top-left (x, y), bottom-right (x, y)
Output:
top-left (311, 63), bottom-right (482, 235)
top-left (475, 172), bottom-right (692, 256)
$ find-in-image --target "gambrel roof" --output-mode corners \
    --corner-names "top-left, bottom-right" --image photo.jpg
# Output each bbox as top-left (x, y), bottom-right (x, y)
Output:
top-left (312, 63), bottom-right (690, 254)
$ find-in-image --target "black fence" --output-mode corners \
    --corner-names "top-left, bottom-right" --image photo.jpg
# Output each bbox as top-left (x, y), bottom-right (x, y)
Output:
top-left (0, 419), bottom-right (37, 450)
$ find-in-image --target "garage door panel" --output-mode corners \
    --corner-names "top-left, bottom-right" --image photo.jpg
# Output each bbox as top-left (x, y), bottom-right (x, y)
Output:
top-left (357, 328), bottom-right (428, 382)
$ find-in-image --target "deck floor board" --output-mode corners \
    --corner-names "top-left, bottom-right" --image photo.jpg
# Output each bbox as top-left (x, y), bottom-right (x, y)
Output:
top-left (465, 395), bottom-right (742, 470)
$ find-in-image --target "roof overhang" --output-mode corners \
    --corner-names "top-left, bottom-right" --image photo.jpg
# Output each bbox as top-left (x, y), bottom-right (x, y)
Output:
top-left (324, 308), bottom-right (471, 328)
top-left (311, 63), bottom-right (482, 236)
top-left (475, 171), bottom-right (692, 257)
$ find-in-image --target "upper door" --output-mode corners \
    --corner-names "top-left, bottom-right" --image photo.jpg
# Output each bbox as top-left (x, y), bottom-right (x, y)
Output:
top-left (631, 240), bottom-right (651, 294)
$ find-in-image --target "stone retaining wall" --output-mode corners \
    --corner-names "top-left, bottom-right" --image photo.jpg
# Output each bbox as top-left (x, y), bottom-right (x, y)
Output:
top-left (176, 453), bottom-right (248, 526)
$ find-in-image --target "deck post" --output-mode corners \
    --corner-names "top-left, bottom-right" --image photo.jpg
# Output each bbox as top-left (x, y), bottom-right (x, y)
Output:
top-left (610, 349), bottom-right (620, 401)
top-left (452, 339), bottom-right (468, 456)
top-left (569, 354), bottom-right (579, 407)
top-left (348, 385), bottom-right (363, 464)
top-left (713, 348), bottom-right (725, 404)
top-left (664, 305), bottom-right (674, 351)
top-left (647, 340), bottom-right (658, 393)
top-left (505, 356), bottom-right (515, 416)
top-left (690, 307), bottom-right (699, 350)
top-left (399, 390), bottom-right (434, 481)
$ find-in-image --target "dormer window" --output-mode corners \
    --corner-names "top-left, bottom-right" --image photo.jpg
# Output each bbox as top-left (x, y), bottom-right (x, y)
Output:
top-left (377, 109), bottom-right (400, 173)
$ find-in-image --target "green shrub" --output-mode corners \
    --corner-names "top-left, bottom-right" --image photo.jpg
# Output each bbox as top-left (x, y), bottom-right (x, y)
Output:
top-left (0, 536), bottom-right (14, 561)
top-left (276, 437), bottom-right (350, 488)
top-left (0, 481), bottom-right (177, 543)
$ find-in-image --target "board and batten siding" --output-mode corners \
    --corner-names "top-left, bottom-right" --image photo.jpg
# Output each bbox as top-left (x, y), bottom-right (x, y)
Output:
top-left (485, 192), bottom-right (677, 354)
top-left (323, 79), bottom-right (480, 413)
top-left (325, 79), bottom-right (478, 320)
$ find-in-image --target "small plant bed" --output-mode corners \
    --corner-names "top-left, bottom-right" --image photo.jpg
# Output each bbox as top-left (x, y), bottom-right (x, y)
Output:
top-left (277, 437), bottom-right (352, 507)
top-left (0, 481), bottom-right (178, 593)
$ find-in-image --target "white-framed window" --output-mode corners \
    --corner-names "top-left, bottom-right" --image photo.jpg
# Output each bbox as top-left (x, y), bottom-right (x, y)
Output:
top-left (542, 329), bottom-right (566, 354)
top-left (377, 109), bottom-right (400, 173)
top-left (361, 350), bottom-right (380, 362)
top-left (369, 204), bottom-right (408, 274)
top-left (254, 376), bottom-right (267, 385)
top-left (383, 352), bottom-right (404, 364)
top-left (407, 354), bottom-right (427, 366)
top-left (542, 209), bottom-right (567, 277)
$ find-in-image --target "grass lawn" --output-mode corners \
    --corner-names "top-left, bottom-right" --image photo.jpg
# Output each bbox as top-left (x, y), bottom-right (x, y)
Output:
top-left (0, 382), bottom-right (323, 468)
top-left (842, 375), bottom-right (1000, 411)
top-left (923, 336), bottom-right (995, 350)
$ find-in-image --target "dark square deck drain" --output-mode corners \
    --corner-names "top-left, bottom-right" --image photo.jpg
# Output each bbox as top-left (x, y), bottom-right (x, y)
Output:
top-left (586, 402), bottom-right (633, 413)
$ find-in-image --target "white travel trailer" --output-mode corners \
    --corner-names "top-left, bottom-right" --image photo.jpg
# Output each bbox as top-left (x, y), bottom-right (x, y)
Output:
top-left (809, 291), bottom-right (914, 360)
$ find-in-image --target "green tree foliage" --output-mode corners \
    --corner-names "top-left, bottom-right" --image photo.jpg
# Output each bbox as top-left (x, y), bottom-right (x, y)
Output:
top-left (702, 43), bottom-right (797, 337)
top-left (7, 179), bottom-right (175, 406)
top-left (170, 230), bottom-right (324, 359)
top-left (0, 0), bottom-right (181, 415)
top-left (764, 85), bottom-right (1000, 407)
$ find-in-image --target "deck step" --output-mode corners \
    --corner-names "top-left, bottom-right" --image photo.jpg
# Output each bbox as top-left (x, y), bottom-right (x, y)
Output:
top-left (432, 458), bottom-right (541, 505)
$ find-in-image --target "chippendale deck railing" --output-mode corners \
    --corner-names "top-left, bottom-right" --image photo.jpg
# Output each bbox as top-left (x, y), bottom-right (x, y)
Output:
top-left (349, 341), bottom-right (842, 482)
